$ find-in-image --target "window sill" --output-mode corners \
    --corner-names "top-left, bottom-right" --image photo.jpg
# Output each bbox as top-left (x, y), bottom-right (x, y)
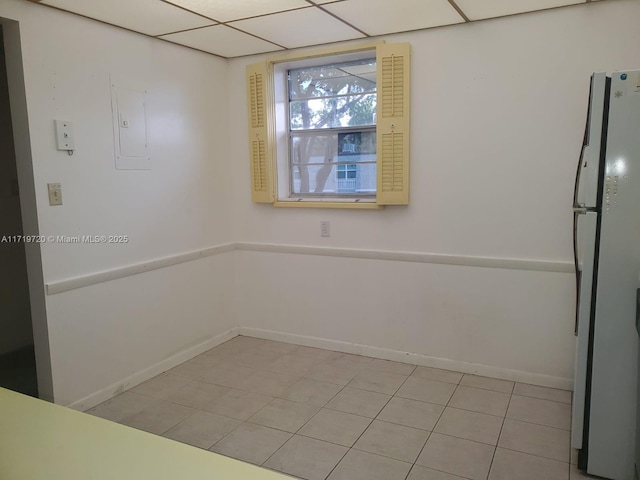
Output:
top-left (273, 200), bottom-right (383, 210)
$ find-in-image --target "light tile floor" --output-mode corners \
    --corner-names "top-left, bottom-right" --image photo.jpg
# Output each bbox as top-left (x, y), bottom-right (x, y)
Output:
top-left (87, 336), bottom-right (594, 480)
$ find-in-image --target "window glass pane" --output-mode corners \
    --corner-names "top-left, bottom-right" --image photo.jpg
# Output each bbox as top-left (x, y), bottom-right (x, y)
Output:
top-left (290, 93), bottom-right (376, 130)
top-left (337, 131), bottom-right (376, 156)
top-left (289, 59), bottom-right (376, 101)
top-left (291, 163), bottom-right (377, 195)
top-left (290, 132), bottom-right (376, 196)
top-left (291, 132), bottom-right (376, 165)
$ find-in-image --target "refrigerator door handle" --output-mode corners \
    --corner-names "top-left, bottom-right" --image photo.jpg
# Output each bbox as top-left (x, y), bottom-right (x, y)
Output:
top-left (573, 207), bottom-right (596, 334)
top-left (573, 144), bottom-right (587, 209)
top-left (573, 211), bottom-right (582, 335)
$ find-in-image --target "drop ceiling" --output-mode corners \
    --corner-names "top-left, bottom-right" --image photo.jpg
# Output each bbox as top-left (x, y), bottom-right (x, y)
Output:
top-left (35, 0), bottom-right (603, 58)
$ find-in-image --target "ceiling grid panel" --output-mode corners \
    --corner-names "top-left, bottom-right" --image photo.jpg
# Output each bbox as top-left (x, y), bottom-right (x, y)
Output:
top-left (32, 0), bottom-right (599, 58)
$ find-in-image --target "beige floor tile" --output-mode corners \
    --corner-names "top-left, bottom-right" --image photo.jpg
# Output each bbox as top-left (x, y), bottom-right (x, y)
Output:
top-left (204, 336), bottom-right (264, 357)
top-left (571, 448), bottom-right (578, 465)
top-left (210, 422), bottom-right (292, 466)
top-left (162, 411), bottom-right (240, 449)
top-left (226, 349), bottom-right (284, 370)
top-left (330, 354), bottom-right (374, 371)
top-left (293, 346), bottom-right (344, 363)
top-left (369, 358), bottom-right (416, 375)
top-left (204, 388), bottom-right (273, 420)
top-left (121, 400), bottom-right (195, 435)
top-left (86, 392), bottom-right (158, 422)
top-left (222, 336), bottom-right (266, 351)
top-left (264, 435), bottom-right (348, 480)
top-left (299, 408), bottom-right (372, 447)
top-left (489, 447), bottom-right (569, 480)
top-left (167, 356), bottom-right (223, 379)
top-left (411, 367), bottom-right (463, 385)
top-left (163, 380), bottom-right (230, 410)
top-left (257, 340), bottom-right (300, 356)
top-left (507, 395), bottom-right (571, 430)
top-left (498, 418), bottom-right (570, 462)
top-left (304, 362), bottom-right (362, 386)
top-left (130, 373), bottom-right (192, 399)
top-left (377, 396), bottom-right (444, 431)
top-left (98, 344), bottom-right (583, 480)
top-left (396, 377), bottom-right (457, 405)
top-left (200, 362), bottom-right (256, 389)
top-left (570, 465), bottom-right (593, 479)
top-left (448, 386), bottom-right (511, 417)
top-left (407, 465), bottom-right (468, 480)
top-left (328, 449), bottom-right (412, 480)
top-left (416, 433), bottom-right (495, 480)
top-left (348, 369), bottom-right (408, 395)
top-left (460, 375), bottom-right (514, 394)
top-left (434, 407), bottom-right (503, 445)
top-left (513, 383), bottom-right (572, 404)
top-left (248, 398), bottom-right (320, 433)
top-left (280, 378), bottom-right (343, 407)
top-left (187, 352), bottom-right (229, 367)
top-left (264, 354), bottom-right (322, 377)
top-left (325, 387), bottom-right (391, 418)
top-left (354, 420), bottom-right (430, 463)
top-left (242, 370), bottom-right (301, 397)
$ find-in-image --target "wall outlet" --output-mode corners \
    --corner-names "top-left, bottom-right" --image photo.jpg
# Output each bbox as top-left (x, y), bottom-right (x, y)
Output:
top-left (47, 183), bottom-right (63, 206)
top-left (54, 120), bottom-right (75, 151)
top-left (320, 221), bottom-right (330, 237)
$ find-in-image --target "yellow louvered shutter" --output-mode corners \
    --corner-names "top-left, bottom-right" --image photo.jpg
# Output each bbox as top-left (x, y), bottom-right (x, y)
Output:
top-left (246, 61), bottom-right (273, 203)
top-left (376, 43), bottom-right (410, 205)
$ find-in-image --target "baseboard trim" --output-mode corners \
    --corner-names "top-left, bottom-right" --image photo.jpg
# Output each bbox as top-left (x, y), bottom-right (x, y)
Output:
top-left (66, 328), bottom-right (239, 411)
top-left (238, 327), bottom-right (574, 391)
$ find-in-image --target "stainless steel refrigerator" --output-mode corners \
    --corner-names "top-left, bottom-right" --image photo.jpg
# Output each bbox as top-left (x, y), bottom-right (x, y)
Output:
top-left (572, 70), bottom-right (640, 480)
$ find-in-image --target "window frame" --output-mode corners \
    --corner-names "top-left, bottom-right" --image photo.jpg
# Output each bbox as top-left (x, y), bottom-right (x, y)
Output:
top-left (246, 41), bottom-right (410, 209)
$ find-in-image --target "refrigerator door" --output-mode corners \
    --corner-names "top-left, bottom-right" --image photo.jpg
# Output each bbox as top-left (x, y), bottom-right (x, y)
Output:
top-left (574, 73), bottom-right (607, 210)
top-left (571, 210), bottom-right (598, 450)
top-left (573, 73), bottom-right (607, 336)
top-left (587, 70), bottom-right (640, 480)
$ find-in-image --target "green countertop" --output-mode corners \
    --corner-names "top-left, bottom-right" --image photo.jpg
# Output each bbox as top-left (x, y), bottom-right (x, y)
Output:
top-left (0, 388), bottom-right (290, 479)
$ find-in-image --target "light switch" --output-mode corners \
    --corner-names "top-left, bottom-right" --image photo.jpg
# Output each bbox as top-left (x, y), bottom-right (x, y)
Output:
top-left (47, 183), bottom-right (63, 206)
top-left (54, 120), bottom-right (75, 151)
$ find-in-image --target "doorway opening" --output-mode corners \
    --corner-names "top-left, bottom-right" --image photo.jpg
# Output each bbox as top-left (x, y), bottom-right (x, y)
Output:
top-left (0, 24), bottom-right (37, 397)
top-left (0, 18), bottom-right (53, 402)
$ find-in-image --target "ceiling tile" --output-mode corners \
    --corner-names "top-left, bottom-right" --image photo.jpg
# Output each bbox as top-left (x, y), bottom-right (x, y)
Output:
top-left (164, 0), bottom-right (309, 22)
top-left (230, 8), bottom-right (365, 49)
top-left (454, 0), bottom-right (586, 21)
top-left (42, 0), bottom-right (214, 36)
top-left (160, 25), bottom-right (283, 58)
top-left (323, 0), bottom-right (465, 36)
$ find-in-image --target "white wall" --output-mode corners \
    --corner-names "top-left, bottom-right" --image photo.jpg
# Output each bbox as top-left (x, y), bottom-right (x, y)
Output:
top-left (228, 0), bottom-right (640, 386)
top-left (0, 0), bottom-right (236, 406)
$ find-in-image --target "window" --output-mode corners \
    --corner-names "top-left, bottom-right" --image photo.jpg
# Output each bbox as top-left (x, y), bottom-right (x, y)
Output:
top-left (288, 59), bottom-right (376, 198)
top-left (246, 42), bottom-right (410, 208)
